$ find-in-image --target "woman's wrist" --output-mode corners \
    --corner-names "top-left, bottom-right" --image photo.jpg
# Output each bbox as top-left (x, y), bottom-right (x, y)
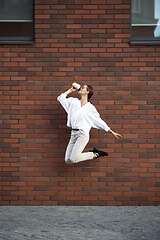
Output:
top-left (64, 88), bottom-right (72, 96)
top-left (108, 128), bottom-right (113, 133)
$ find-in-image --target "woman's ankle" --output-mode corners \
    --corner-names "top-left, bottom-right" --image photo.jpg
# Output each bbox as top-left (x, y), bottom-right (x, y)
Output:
top-left (93, 153), bottom-right (99, 158)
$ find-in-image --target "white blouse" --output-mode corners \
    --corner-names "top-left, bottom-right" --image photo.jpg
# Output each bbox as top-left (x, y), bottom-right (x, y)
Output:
top-left (57, 93), bottom-right (110, 137)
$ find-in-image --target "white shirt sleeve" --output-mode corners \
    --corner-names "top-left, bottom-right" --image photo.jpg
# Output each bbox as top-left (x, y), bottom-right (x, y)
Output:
top-left (57, 93), bottom-right (73, 113)
top-left (91, 105), bottom-right (110, 132)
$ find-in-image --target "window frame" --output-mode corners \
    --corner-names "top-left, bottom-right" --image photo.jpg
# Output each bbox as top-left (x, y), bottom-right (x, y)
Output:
top-left (0, 0), bottom-right (35, 45)
top-left (130, 0), bottom-right (160, 45)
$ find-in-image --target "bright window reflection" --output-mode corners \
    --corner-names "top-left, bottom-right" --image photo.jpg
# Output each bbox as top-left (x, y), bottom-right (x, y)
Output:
top-left (154, 0), bottom-right (160, 37)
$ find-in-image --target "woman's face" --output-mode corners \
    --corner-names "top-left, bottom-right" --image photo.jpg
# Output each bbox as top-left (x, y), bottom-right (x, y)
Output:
top-left (78, 85), bottom-right (89, 96)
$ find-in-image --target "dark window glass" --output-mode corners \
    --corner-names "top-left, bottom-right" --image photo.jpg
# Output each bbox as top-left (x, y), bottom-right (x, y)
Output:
top-left (130, 0), bottom-right (160, 45)
top-left (0, 0), bottom-right (34, 44)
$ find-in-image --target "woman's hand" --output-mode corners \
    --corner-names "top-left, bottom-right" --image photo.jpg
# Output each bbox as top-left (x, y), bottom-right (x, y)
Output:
top-left (70, 87), bottom-right (77, 92)
top-left (108, 129), bottom-right (122, 139)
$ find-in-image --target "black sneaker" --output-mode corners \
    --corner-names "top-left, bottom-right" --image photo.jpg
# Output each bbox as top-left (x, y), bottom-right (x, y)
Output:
top-left (90, 148), bottom-right (108, 157)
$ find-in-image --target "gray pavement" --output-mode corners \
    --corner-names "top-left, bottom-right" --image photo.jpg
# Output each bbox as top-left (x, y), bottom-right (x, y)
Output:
top-left (0, 206), bottom-right (160, 240)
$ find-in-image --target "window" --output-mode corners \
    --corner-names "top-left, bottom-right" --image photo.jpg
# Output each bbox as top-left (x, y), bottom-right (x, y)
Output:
top-left (0, 0), bottom-right (34, 44)
top-left (130, 0), bottom-right (160, 45)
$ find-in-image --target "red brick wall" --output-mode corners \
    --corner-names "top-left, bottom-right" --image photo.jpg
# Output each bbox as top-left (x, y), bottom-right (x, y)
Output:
top-left (0, 0), bottom-right (160, 206)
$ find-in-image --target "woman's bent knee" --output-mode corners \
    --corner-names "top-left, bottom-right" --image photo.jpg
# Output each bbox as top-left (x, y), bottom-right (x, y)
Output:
top-left (65, 158), bottom-right (74, 164)
top-left (65, 157), bottom-right (77, 164)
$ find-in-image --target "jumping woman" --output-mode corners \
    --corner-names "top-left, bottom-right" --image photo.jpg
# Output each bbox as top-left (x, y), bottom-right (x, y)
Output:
top-left (57, 84), bottom-right (122, 164)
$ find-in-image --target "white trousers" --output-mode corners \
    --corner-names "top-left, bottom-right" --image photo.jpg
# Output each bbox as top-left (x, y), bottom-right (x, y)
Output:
top-left (65, 130), bottom-right (94, 164)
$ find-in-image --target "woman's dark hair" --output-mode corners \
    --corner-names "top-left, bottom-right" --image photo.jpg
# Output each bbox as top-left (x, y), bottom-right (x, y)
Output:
top-left (87, 85), bottom-right (94, 101)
